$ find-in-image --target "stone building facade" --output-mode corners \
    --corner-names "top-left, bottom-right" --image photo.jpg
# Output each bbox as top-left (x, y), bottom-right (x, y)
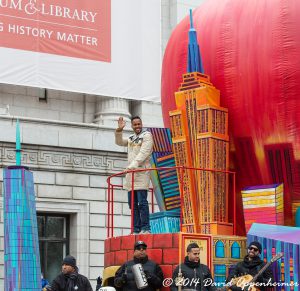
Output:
top-left (0, 84), bottom-right (163, 287)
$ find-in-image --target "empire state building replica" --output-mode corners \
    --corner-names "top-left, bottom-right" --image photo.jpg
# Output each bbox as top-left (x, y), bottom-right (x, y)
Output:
top-left (169, 11), bottom-right (233, 235)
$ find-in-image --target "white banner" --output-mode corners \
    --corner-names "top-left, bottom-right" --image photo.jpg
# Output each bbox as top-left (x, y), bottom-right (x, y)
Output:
top-left (0, 0), bottom-right (161, 101)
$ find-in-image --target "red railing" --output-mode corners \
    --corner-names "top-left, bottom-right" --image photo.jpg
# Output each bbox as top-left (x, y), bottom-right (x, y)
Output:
top-left (106, 166), bottom-right (236, 238)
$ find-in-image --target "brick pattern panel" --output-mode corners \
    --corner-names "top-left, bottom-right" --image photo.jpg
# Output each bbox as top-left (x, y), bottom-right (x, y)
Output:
top-left (104, 238), bottom-right (111, 253)
top-left (104, 233), bottom-right (181, 290)
top-left (147, 249), bottom-right (163, 264)
top-left (121, 235), bottom-right (136, 250)
top-left (110, 237), bottom-right (121, 251)
top-left (163, 248), bottom-right (179, 264)
top-left (115, 250), bottom-right (128, 265)
top-left (153, 233), bottom-right (173, 249)
top-left (135, 233), bottom-right (154, 249)
top-left (172, 233), bottom-right (179, 248)
top-left (104, 252), bottom-right (115, 267)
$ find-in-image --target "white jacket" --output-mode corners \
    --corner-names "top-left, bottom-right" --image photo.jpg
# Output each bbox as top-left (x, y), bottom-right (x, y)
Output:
top-left (115, 130), bottom-right (153, 191)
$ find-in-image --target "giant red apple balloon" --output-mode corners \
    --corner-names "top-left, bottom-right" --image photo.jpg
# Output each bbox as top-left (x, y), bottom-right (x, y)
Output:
top-left (161, 0), bottom-right (300, 230)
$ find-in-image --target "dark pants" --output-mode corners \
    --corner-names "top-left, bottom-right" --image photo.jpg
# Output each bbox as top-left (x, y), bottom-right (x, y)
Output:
top-left (128, 190), bottom-right (150, 232)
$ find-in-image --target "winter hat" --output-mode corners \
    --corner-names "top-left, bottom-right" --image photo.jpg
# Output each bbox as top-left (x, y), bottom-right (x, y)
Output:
top-left (62, 255), bottom-right (77, 268)
top-left (248, 241), bottom-right (262, 253)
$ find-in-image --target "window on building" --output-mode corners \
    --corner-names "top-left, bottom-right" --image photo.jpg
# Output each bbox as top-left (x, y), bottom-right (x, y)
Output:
top-left (231, 241), bottom-right (241, 259)
top-left (37, 213), bottom-right (70, 283)
top-left (215, 240), bottom-right (225, 258)
top-left (214, 264), bottom-right (226, 286)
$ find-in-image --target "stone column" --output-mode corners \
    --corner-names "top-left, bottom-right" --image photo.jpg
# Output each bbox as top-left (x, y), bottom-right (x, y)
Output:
top-left (94, 96), bottom-right (131, 126)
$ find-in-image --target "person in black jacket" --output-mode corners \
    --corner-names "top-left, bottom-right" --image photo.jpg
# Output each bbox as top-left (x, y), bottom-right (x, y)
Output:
top-left (50, 255), bottom-right (93, 291)
top-left (227, 241), bottom-right (274, 291)
top-left (171, 243), bottom-right (217, 291)
top-left (114, 241), bottom-right (164, 291)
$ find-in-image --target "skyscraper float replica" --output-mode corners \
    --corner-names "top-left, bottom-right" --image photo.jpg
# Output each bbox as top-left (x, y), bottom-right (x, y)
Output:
top-left (104, 7), bottom-right (300, 290)
top-left (3, 120), bottom-right (42, 290)
top-left (104, 6), bottom-right (299, 289)
top-left (105, 11), bottom-right (244, 289)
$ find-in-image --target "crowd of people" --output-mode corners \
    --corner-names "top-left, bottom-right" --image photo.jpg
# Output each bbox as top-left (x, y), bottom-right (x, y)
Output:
top-left (42, 240), bottom-right (273, 291)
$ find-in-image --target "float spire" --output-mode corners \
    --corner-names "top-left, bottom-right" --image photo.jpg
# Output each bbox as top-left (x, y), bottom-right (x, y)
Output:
top-left (16, 119), bottom-right (21, 166)
top-left (187, 9), bottom-right (204, 73)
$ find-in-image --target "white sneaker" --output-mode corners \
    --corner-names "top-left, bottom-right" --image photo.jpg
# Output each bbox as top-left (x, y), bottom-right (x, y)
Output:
top-left (140, 230), bottom-right (151, 234)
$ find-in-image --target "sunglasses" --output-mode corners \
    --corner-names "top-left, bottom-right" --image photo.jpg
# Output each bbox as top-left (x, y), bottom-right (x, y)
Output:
top-left (248, 247), bottom-right (259, 252)
top-left (135, 247), bottom-right (146, 251)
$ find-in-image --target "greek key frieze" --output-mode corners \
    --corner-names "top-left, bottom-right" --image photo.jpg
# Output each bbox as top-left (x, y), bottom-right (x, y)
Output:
top-left (0, 146), bottom-right (126, 173)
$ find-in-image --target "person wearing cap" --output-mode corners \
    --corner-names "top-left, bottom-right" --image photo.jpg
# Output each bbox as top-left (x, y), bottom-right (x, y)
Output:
top-left (50, 255), bottom-right (93, 291)
top-left (171, 242), bottom-right (217, 291)
top-left (115, 116), bottom-right (153, 234)
top-left (226, 241), bottom-right (274, 291)
top-left (114, 241), bottom-right (164, 291)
